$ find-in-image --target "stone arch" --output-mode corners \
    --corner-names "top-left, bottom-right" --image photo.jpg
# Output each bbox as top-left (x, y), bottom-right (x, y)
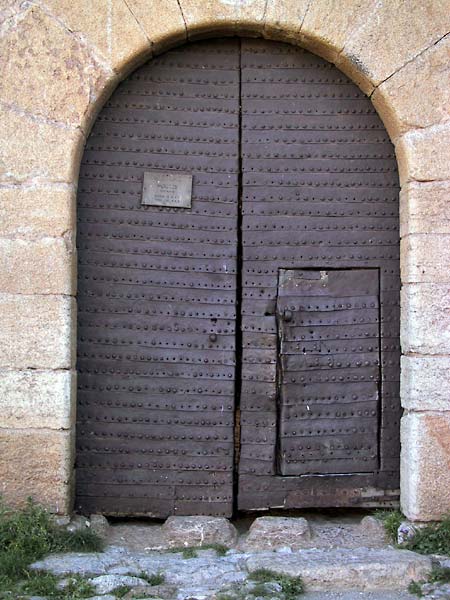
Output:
top-left (0, 0), bottom-right (449, 521)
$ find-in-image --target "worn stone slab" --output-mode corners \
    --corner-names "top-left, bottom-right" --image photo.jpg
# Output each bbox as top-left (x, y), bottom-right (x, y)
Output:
top-left (0, 4), bottom-right (110, 129)
top-left (400, 182), bottom-right (450, 237)
top-left (31, 546), bottom-right (131, 577)
top-left (89, 574), bottom-right (150, 594)
top-left (401, 355), bottom-right (450, 412)
top-left (0, 294), bottom-right (75, 369)
top-left (0, 107), bottom-right (83, 184)
top-left (90, 514), bottom-right (110, 538)
top-left (41, 0), bottom-right (151, 76)
top-left (372, 35), bottom-right (450, 140)
top-left (0, 237), bottom-right (75, 294)
top-left (401, 284), bottom-right (450, 354)
top-left (263, 0), bottom-right (309, 40)
top-left (162, 516), bottom-right (238, 548)
top-left (401, 413), bottom-right (450, 521)
top-left (401, 234), bottom-right (450, 283)
top-left (396, 124), bottom-right (450, 185)
top-left (0, 429), bottom-right (74, 513)
top-left (242, 516), bottom-right (311, 551)
top-left (126, 0), bottom-right (186, 53)
top-left (0, 369), bottom-right (75, 429)
top-left (246, 548), bottom-right (432, 591)
top-left (300, 0), bottom-right (377, 63)
top-left (0, 185), bottom-right (75, 239)
top-left (340, 0), bottom-right (450, 90)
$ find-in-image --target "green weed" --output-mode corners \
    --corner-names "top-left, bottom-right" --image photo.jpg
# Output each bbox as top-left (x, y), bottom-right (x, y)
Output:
top-left (0, 498), bottom-right (104, 598)
top-left (113, 585), bottom-right (133, 597)
top-left (373, 509), bottom-right (403, 544)
top-left (167, 546), bottom-right (198, 558)
top-left (428, 566), bottom-right (450, 584)
top-left (249, 568), bottom-right (304, 598)
top-left (136, 570), bottom-right (165, 585)
top-left (406, 516), bottom-right (450, 556)
top-left (408, 580), bottom-right (423, 597)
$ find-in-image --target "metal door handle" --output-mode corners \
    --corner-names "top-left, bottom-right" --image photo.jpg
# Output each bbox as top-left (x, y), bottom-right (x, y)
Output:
top-left (282, 309), bottom-right (293, 322)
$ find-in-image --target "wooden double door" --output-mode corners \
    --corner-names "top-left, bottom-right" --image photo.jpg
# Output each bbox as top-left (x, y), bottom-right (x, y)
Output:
top-left (76, 38), bottom-right (401, 517)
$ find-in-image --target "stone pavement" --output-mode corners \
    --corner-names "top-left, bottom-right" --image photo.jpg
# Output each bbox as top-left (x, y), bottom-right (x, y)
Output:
top-left (26, 514), bottom-right (449, 599)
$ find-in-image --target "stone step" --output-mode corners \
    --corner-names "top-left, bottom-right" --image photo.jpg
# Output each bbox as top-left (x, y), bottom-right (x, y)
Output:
top-left (302, 593), bottom-right (416, 600)
top-left (246, 547), bottom-right (432, 592)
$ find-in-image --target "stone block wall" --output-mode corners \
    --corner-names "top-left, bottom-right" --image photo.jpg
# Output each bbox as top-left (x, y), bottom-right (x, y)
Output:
top-left (0, 0), bottom-right (448, 520)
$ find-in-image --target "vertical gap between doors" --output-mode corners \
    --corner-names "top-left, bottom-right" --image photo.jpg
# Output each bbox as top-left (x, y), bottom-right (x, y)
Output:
top-left (232, 37), bottom-right (243, 515)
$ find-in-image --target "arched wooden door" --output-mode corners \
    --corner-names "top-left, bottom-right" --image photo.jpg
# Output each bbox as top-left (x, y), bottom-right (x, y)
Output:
top-left (76, 38), bottom-right (400, 517)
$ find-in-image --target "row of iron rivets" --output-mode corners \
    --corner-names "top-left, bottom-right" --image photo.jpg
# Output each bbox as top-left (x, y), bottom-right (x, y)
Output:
top-left (79, 275), bottom-right (235, 289)
top-left (244, 152), bottom-right (395, 159)
top-left (79, 260), bottom-right (236, 274)
top-left (98, 115), bottom-right (238, 127)
top-left (242, 92), bottom-right (364, 99)
top-left (86, 144), bottom-right (237, 158)
top-left (283, 318), bottom-right (379, 326)
top-left (246, 166), bottom-right (396, 174)
top-left (79, 386), bottom-right (231, 395)
top-left (83, 159), bottom-right (237, 175)
top-left (242, 124), bottom-right (385, 131)
top-left (79, 246), bottom-right (237, 260)
top-left (77, 461), bottom-right (231, 469)
top-left (245, 135), bottom-right (390, 143)
top-left (288, 301), bottom-right (377, 310)
top-left (243, 223), bottom-right (398, 231)
top-left (245, 210), bottom-right (397, 217)
top-left (244, 239), bottom-right (398, 247)
top-left (243, 109), bottom-right (377, 117)
top-left (244, 254), bottom-right (396, 263)
top-left (79, 400), bottom-right (234, 410)
top-left (283, 425), bottom-right (373, 435)
top-left (285, 374), bottom-right (376, 383)
top-left (281, 303), bottom-right (377, 310)
top-left (90, 131), bottom-right (238, 143)
top-left (79, 352), bottom-right (234, 365)
top-left (106, 101), bottom-right (239, 114)
top-left (80, 478), bottom-right (231, 486)
top-left (78, 431), bottom-right (231, 441)
top-left (79, 202), bottom-right (237, 214)
top-left (81, 173), bottom-right (237, 186)
top-left (78, 322), bottom-right (233, 333)
top-left (244, 180), bottom-right (398, 188)
top-left (81, 415), bottom-right (232, 426)
top-left (79, 217), bottom-right (236, 232)
top-left (79, 292), bottom-right (235, 305)
top-left (81, 232), bottom-right (235, 244)
top-left (79, 307), bottom-right (235, 318)
top-left (283, 410), bottom-right (378, 421)
top-left (79, 368), bottom-right (234, 379)
top-left (284, 455), bottom-right (376, 462)
top-left (244, 193), bottom-right (397, 201)
top-left (242, 76), bottom-right (348, 84)
top-left (286, 359), bottom-right (379, 367)
top-left (79, 341), bottom-right (234, 351)
top-left (124, 76), bottom-right (238, 84)
top-left (117, 89), bottom-right (237, 99)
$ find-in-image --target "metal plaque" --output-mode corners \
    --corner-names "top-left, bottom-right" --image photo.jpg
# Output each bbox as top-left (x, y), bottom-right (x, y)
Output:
top-left (142, 170), bottom-right (193, 208)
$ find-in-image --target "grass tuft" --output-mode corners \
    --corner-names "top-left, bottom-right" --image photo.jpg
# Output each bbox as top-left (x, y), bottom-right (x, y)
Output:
top-left (167, 546), bottom-right (198, 558)
top-left (136, 570), bottom-right (165, 585)
top-left (373, 509), bottom-right (403, 544)
top-left (0, 497), bottom-right (104, 598)
top-left (428, 566), bottom-right (450, 584)
top-left (249, 568), bottom-right (304, 598)
top-left (408, 580), bottom-right (423, 597)
top-left (406, 516), bottom-right (450, 556)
